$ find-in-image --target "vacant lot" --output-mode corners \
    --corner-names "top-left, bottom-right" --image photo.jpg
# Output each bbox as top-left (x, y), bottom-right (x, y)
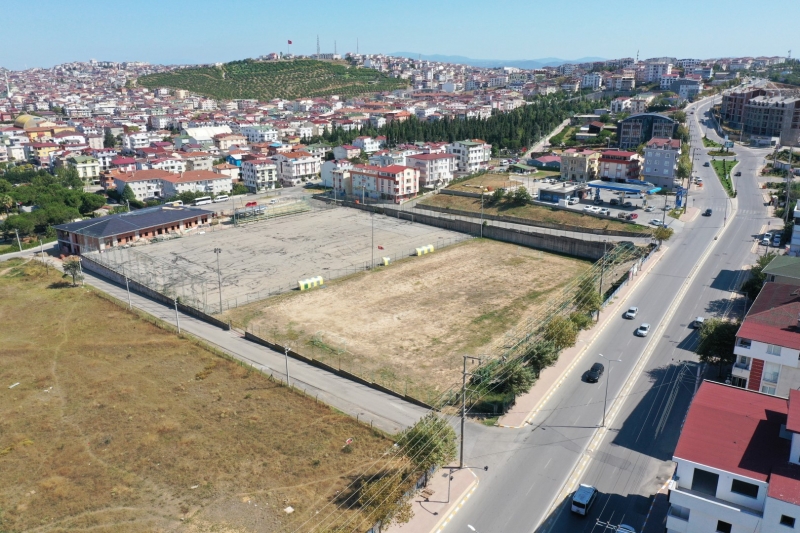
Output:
top-left (223, 240), bottom-right (590, 400)
top-left (447, 171), bottom-right (560, 193)
top-left (0, 260), bottom-right (395, 532)
top-left (419, 193), bottom-right (652, 233)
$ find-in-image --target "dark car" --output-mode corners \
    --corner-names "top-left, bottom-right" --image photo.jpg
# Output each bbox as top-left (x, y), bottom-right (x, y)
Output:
top-left (703, 208), bottom-right (712, 216)
top-left (735, 171), bottom-right (741, 176)
top-left (586, 363), bottom-right (605, 383)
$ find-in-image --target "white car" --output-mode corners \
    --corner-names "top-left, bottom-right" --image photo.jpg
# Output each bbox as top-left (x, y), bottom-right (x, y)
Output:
top-left (649, 219), bottom-right (663, 226)
top-left (636, 323), bottom-right (651, 337)
top-left (599, 208), bottom-right (611, 216)
top-left (644, 206), bottom-right (654, 212)
top-left (568, 197), bottom-right (579, 205)
top-left (624, 306), bottom-right (638, 319)
top-left (583, 205), bottom-right (593, 212)
top-left (590, 206), bottom-right (601, 213)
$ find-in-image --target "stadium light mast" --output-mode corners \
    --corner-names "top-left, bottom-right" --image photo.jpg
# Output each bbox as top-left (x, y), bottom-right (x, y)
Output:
top-left (213, 248), bottom-right (223, 313)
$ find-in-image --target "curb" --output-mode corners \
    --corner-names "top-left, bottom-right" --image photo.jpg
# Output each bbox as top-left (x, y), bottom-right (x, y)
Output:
top-left (432, 471), bottom-right (479, 533)
top-left (497, 247), bottom-right (668, 429)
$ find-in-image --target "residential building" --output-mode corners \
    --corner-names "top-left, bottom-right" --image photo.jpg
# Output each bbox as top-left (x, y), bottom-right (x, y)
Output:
top-left (241, 158), bottom-right (277, 192)
top-left (321, 159), bottom-right (353, 188)
top-left (352, 136), bottom-right (381, 153)
top-left (348, 164), bottom-right (419, 202)
top-left (617, 113), bottom-right (678, 150)
top-left (789, 206), bottom-right (800, 257)
top-left (610, 75), bottom-right (636, 91)
top-left (721, 87), bottom-right (768, 125)
top-left (239, 125), bottom-right (279, 144)
top-left (274, 151), bottom-right (320, 187)
top-left (611, 97), bottom-right (632, 114)
top-left (660, 73), bottom-right (681, 90)
top-left (642, 137), bottom-right (681, 189)
top-left (304, 142), bottom-right (332, 160)
top-left (213, 163), bottom-right (240, 182)
top-left (667, 381), bottom-right (800, 533)
top-left (213, 133), bottom-right (247, 151)
top-left (560, 149), bottom-right (600, 182)
top-left (644, 62), bottom-right (672, 83)
top-left (581, 72), bottom-right (604, 90)
top-left (121, 131), bottom-right (159, 153)
top-left (112, 169), bottom-right (172, 201)
top-left (405, 153), bottom-right (457, 188)
top-left (55, 206), bottom-right (212, 255)
top-left (597, 150), bottom-right (642, 182)
top-left (369, 150), bottom-right (407, 167)
top-left (183, 152), bottom-right (214, 172)
top-left (732, 282), bottom-right (800, 395)
top-left (332, 145), bottom-right (362, 160)
top-left (161, 170), bottom-right (232, 198)
top-left (66, 155), bottom-right (101, 184)
top-left (742, 96), bottom-right (800, 147)
top-left (447, 140), bottom-right (491, 173)
top-left (673, 79), bottom-right (703, 101)
top-left (147, 157), bottom-right (187, 174)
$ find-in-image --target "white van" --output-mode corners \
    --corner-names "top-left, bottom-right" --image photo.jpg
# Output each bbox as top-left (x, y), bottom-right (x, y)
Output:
top-left (213, 195), bottom-right (229, 203)
top-left (571, 484), bottom-right (598, 516)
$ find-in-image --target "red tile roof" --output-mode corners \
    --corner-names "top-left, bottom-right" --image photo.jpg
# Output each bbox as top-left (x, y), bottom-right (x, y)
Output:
top-left (768, 464), bottom-right (800, 505)
top-left (736, 283), bottom-right (800, 350)
top-left (406, 153), bottom-right (456, 161)
top-left (647, 137), bottom-right (681, 149)
top-left (162, 170), bottom-right (227, 183)
top-left (674, 381), bottom-right (789, 482)
top-left (787, 389), bottom-right (800, 433)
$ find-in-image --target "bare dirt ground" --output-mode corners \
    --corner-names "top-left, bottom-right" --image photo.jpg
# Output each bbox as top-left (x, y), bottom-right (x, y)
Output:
top-left (0, 260), bottom-right (396, 533)
top-left (224, 240), bottom-right (590, 400)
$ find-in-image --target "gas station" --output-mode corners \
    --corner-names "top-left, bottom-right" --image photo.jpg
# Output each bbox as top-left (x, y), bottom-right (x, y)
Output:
top-left (585, 180), bottom-right (686, 208)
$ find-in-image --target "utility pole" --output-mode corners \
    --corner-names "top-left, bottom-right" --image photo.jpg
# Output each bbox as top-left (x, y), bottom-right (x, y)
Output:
top-left (600, 353), bottom-right (622, 427)
top-left (460, 355), bottom-right (482, 468)
top-left (480, 187), bottom-right (485, 238)
top-left (285, 345), bottom-right (291, 386)
top-left (39, 239), bottom-right (47, 273)
top-left (213, 248), bottom-right (223, 313)
top-left (123, 266), bottom-right (131, 309)
top-left (14, 229), bottom-right (21, 252)
top-left (371, 211), bottom-right (374, 269)
top-left (174, 299), bottom-right (181, 334)
top-left (785, 148), bottom-right (794, 225)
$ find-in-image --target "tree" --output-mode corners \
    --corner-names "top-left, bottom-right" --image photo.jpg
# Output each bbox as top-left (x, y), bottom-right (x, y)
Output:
top-left (599, 113), bottom-right (611, 124)
top-left (521, 340), bottom-right (559, 374)
top-left (490, 188), bottom-right (505, 204)
top-left (0, 194), bottom-right (13, 215)
top-left (121, 184), bottom-right (137, 203)
top-left (3, 214), bottom-right (35, 236)
top-left (231, 183), bottom-right (248, 196)
top-left (358, 475), bottom-right (413, 532)
top-left (675, 124), bottom-right (690, 143)
top-left (79, 193), bottom-right (107, 214)
top-left (62, 258), bottom-right (83, 286)
top-left (741, 252), bottom-right (777, 300)
top-left (55, 166), bottom-right (84, 189)
top-left (511, 186), bottom-right (531, 206)
top-left (0, 179), bottom-right (12, 194)
top-left (103, 130), bottom-right (117, 148)
top-left (499, 361), bottom-right (536, 396)
top-left (653, 225), bottom-right (674, 243)
top-left (396, 413), bottom-right (457, 474)
top-left (696, 318), bottom-right (740, 376)
top-left (543, 316), bottom-right (578, 350)
top-left (575, 276), bottom-right (602, 314)
top-left (673, 110), bottom-right (687, 124)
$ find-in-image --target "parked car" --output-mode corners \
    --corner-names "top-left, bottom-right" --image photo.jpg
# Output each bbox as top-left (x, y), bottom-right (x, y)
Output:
top-left (609, 198), bottom-right (620, 206)
top-left (773, 234), bottom-right (782, 247)
top-left (590, 206), bottom-right (601, 213)
top-left (624, 306), bottom-right (638, 319)
top-left (594, 198), bottom-right (604, 205)
top-left (571, 484), bottom-right (598, 515)
top-left (626, 213), bottom-right (638, 220)
top-left (644, 206), bottom-right (654, 212)
top-left (583, 205), bottom-right (593, 212)
top-left (649, 219), bottom-right (663, 226)
top-left (567, 197), bottom-right (579, 205)
top-left (586, 363), bottom-right (605, 383)
top-left (703, 208), bottom-right (712, 216)
top-left (599, 208), bottom-right (611, 216)
top-left (765, 232), bottom-right (773, 240)
top-left (623, 201), bottom-right (633, 207)
top-left (761, 237), bottom-right (771, 246)
top-left (617, 212), bottom-right (627, 219)
top-left (636, 323), bottom-right (651, 337)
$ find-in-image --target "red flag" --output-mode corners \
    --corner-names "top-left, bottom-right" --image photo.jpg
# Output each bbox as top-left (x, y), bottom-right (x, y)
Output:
top-left (378, 245), bottom-right (384, 250)
top-left (287, 40), bottom-right (292, 45)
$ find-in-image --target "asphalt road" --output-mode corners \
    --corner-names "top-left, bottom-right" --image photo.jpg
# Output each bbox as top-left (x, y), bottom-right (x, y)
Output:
top-left (447, 94), bottom-right (777, 533)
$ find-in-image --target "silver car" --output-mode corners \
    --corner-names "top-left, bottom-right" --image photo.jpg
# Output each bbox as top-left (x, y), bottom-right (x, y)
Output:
top-left (636, 323), bottom-right (651, 337)
top-left (624, 306), bottom-right (638, 319)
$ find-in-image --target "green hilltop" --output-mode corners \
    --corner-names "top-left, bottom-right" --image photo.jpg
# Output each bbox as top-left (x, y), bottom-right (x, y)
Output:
top-left (136, 59), bottom-right (409, 101)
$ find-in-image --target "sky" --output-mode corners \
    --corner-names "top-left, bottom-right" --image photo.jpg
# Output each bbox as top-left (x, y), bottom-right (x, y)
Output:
top-left (2, 0), bottom-right (798, 70)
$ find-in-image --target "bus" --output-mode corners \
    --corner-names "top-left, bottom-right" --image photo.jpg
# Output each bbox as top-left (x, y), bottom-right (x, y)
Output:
top-left (193, 196), bottom-right (212, 206)
top-left (165, 200), bottom-right (183, 207)
top-left (213, 195), bottom-right (229, 203)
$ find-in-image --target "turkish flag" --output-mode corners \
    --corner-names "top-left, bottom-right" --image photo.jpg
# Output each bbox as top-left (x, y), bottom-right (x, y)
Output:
top-left (378, 245), bottom-right (384, 250)
top-left (288, 40), bottom-right (292, 45)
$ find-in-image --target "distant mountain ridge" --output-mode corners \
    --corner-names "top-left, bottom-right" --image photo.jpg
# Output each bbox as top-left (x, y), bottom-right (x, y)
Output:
top-left (391, 52), bottom-right (606, 69)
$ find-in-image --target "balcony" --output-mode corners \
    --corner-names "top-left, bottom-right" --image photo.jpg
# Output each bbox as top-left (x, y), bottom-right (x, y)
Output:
top-left (666, 505), bottom-right (689, 533)
top-left (732, 361), bottom-right (751, 379)
top-left (668, 481), bottom-right (762, 531)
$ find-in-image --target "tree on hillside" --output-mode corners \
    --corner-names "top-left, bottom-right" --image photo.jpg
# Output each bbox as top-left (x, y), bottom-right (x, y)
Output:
top-left (103, 130), bottom-right (116, 148)
top-left (741, 252), bottom-right (777, 301)
top-left (673, 110), bottom-right (687, 124)
top-left (62, 258), bottom-right (83, 286)
top-left (396, 413), bottom-right (457, 474)
top-left (0, 194), bottom-right (13, 215)
top-left (490, 188), bottom-right (505, 204)
top-left (696, 318), bottom-right (740, 376)
top-left (55, 166), bottom-right (84, 189)
top-left (358, 475), bottom-right (413, 532)
top-left (121, 184), bottom-right (137, 203)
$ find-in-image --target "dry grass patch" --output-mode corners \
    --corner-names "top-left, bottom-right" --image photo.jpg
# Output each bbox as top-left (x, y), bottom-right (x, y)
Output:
top-left (447, 173), bottom-right (525, 192)
top-left (0, 260), bottom-right (395, 532)
top-left (419, 193), bottom-right (651, 233)
top-left (224, 240), bottom-right (590, 400)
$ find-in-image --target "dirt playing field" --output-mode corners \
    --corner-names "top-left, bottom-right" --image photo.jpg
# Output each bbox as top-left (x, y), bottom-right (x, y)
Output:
top-left (223, 239), bottom-right (590, 400)
top-left (0, 260), bottom-right (398, 533)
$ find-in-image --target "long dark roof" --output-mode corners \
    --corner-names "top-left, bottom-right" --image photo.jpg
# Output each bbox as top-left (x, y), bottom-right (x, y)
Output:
top-left (55, 206), bottom-right (212, 239)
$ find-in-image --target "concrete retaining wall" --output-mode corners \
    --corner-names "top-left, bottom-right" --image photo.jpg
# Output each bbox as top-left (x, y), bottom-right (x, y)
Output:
top-left (81, 255), bottom-right (231, 331)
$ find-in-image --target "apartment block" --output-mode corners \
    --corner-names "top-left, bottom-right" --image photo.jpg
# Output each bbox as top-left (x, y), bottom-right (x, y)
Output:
top-left (447, 139), bottom-right (491, 173)
top-left (241, 158), bottom-right (277, 192)
top-left (348, 164), bottom-right (419, 203)
top-left (560, 148), bottom-right (599, 182)
top-left (642, 137), bottom-right (681, 190)
top-left (405, 153), bottom-right (457, 188)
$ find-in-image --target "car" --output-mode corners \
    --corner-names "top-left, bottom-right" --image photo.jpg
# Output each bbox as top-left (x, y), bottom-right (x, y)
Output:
top-left (599, 208), bottom-right (611, 216)
top-left (617, 211), bottom-right (627, 219)
top-left (609, 198), bottom-right (620, 206)
top-left (586, 363), bottom-right (605, 383)
top-left (773, 234), bottom-right (782, 247)
top-left (618, 525), bottom-right (637, 533)
top-left (644, 206), bottom-right (654, 212)
top-left (593, 198), bottom-right (604, 205)
top-left (623, 201), bottom-right (633, 207)
top-left (703, 208), bottom-right (712, 216)
top-left (761, 237), bottom-right (771, 246)
top-left (590, 206), bottom-right (601, 213)
top-left (649, 219), bottom-right (663, 226)
top-left (735, 171), bottom-right (741, 176)
top-left (765, 232), bottom-right (773, 240)
top-left (692, 316), bottom-right (705, 328)
top-left (567, 197), bottom-right (579, 205)
top-left (624, 306), bottom-right (638, 319)
top-left (583, 205), bottom-right (593, 212)
top-left (626, 213), bottom-right (638, 220)
top-left (696, 177), bottom-right (703, 184)
top-left (636, 323), bottom-right (651, 337)
top-left (571, 484), bottom-right (598, 515)
top-left (703, 161), bottom-right (710, 167)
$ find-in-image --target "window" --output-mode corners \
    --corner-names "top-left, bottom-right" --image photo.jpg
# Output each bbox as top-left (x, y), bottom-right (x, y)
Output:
top-left (731, 478), bottom-right (759, 498)
top-left (767, 344), bottom-right (782, 356)
top-left (717, 520), bottom-right (733, 533)
top-left (781, 515), bottom-right (796, 528)
top-left (737, 338), bottom-right (752, 349)
top-left (669, 504), bottom-right (690, 521)
top-left (764, 363), bottom-right (780, 384)
top-left (692, 468), bottom-right (719, 496)
top-left (762, 385), bottom-right (777, 395)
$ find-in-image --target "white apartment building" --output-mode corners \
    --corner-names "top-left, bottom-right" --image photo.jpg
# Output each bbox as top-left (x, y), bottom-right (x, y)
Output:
top-left (581, 72), bottom-right (604, 90)
top-left (161, 170), bottom-right (232, 198)
top-left (66, 155), bottom-right (101, 184)
top-left (112, 169), bottom-right (171, 201)
top-left (369, 150), bottom-right (407, 167)
top-left (146, 158), bottom-right (187, 174)
top-left (121, 131), bottom-right (160, 154)
top-left (732, 282), bottom-right (800, 396)
top-left (667, 380), bottom-right (800, 533)
top-left (611, 97), bottom-right (632, 114)
top-left (642, 137), bottom-right (681, 189)
top-left (348, 164), bottom-right (419, 203)
top-left (241, 158), bottom-right (277, 192)
top-left (273, 151), bottom-right (320, 187)
top-left (661, 74), bottom-right (681, 90)
top-left (447, 140), bottom-right (491, 173)
top-left (645, 62), bottom-right (673, 83)
top-left (239, 125), bottom-right (279, 144)
top-left (321, 159), bottom-right (353, 188)
top-left (352, 136), bottom-right (381, 153)
top-left (405, 153), bottom-right (456, 188)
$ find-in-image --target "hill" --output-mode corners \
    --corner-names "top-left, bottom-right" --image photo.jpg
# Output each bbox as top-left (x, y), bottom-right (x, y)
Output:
top-left (136, 58), bottom-right (409, 100)
top-left (391, 52), bottom-right (606, 69)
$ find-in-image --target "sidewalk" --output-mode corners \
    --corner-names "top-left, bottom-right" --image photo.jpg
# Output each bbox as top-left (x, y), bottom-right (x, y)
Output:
top-left (679, 206), bottom-right (700, 223)
top-left (498, 246), bottom-right (667, 428)
top-left (385, 468), bottom-right (478, 533)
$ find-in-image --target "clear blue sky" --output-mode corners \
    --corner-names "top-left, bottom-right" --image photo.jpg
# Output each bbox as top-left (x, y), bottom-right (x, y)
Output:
top-left (2, 0), bottom-right (798, 70)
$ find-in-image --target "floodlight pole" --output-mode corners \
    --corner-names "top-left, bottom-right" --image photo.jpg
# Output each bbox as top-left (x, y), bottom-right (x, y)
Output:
top-left (213, 248), bottom-right (223, 312)
top-left (174, 299), bottom-right (181, 334)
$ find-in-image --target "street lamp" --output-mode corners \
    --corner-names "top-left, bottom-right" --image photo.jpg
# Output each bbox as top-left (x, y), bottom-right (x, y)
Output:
top-left (213, 248), bottom-right (223, 313)
top-left (599, 353), bottom-right (622, 427)
top-left (480, 187), bottom-right (486, 238)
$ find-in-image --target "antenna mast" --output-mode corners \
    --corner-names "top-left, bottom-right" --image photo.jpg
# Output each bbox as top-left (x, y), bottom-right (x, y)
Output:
top-left (316, 35), bottom-right (320, 58)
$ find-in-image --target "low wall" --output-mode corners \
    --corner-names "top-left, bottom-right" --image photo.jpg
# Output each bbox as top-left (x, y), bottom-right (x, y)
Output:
top-left (417, 202), bottom-right (648, 238)
top-left (244, 332), bottom-right (433, 409)
top-left (81, 254), bottom-right (231, 331)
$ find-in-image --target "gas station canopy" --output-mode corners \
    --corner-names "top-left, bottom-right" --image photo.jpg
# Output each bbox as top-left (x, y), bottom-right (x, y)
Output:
top-left (586, 180), bottom-right (662, 195)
